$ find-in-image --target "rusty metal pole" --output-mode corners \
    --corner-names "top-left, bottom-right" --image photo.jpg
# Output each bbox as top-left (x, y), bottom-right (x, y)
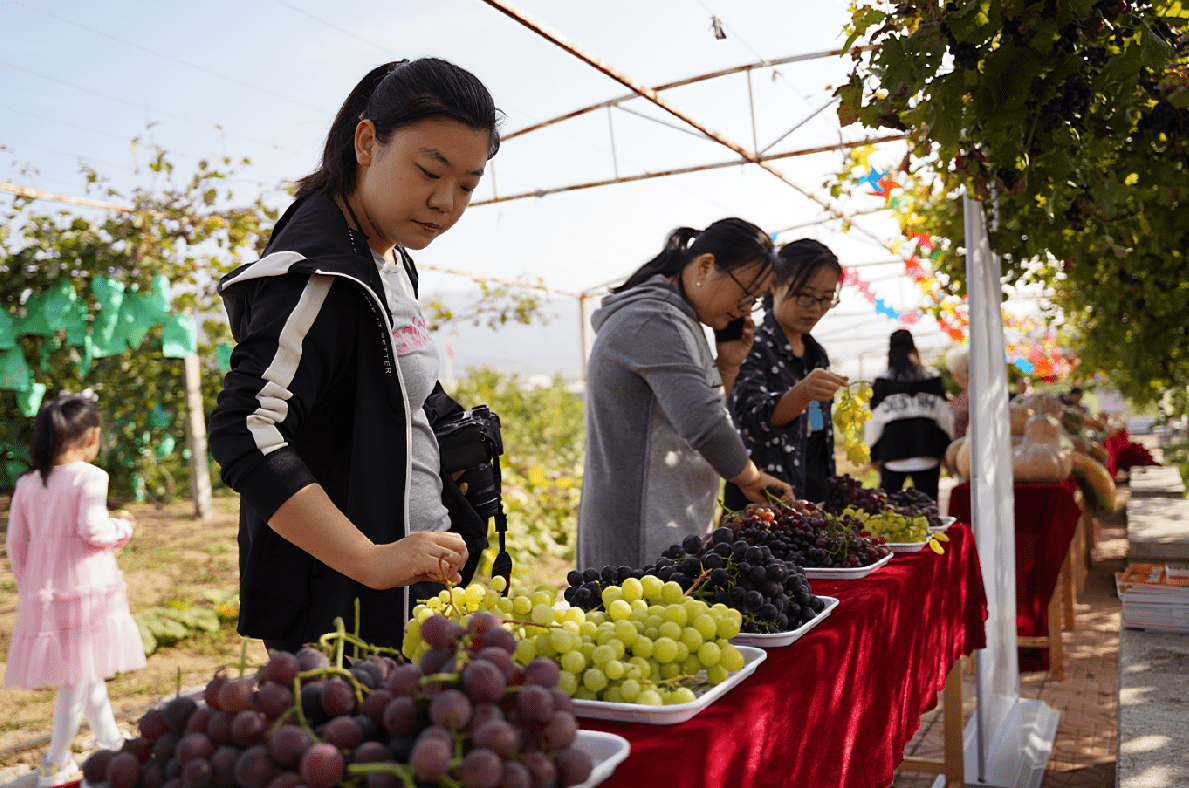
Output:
top-left (477, 0), bottom-right (900, 252)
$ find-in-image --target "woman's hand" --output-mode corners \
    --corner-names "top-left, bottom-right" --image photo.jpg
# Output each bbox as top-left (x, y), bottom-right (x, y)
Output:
top-left (371, 531), bottom-right (468, 587)
top-left (729, 462), bottom-right (795, 506)
top-left (793, 368), bottom-right (849, 402)
top-left (714, 314), bottom-right (756, 375)
top-left (268, 485), bottom-right (468, 590)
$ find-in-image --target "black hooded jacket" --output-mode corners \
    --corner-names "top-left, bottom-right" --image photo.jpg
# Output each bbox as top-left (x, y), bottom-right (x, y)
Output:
top-left (209, 191), bottom-right (484, 649)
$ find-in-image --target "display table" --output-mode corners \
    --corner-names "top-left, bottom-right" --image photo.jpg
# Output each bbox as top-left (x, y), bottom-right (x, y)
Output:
top-left (947, 480), bottom-right (1078, 639)
top-left (585, 523), bottom-right (987, 788)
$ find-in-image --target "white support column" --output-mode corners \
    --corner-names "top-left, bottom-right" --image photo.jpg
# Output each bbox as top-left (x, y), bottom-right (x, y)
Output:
top-left (963, 193), bottom-right (1057, 787)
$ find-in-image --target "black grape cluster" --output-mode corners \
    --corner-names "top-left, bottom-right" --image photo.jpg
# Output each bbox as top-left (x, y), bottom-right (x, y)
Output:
top-left (82, 615), bottom-right (592, 788)
top-left (719, 503), bottom-right (892, 570)
top-left (1001, 17), bottom-right (1034, 47)
top-left (823, 474), bottom-right (890, 516)
top-left (1137, 101), bottom-right (1187, 138)
top-left (886, 487), bottom-right (942, 528)
top-left (823, 475), bottom-right (940, 527)
top-left (1040, 76), bottom-right (1092, 131)
top-left (564, 528), bottom-right (824, 634)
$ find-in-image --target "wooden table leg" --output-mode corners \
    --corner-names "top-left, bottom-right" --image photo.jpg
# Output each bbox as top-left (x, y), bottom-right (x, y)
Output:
top-left (897, 659), bottom-right (966, 786)
top-left (1061, 550), bottom-right (1076, 631)
top-left (1018, 568), bottom-right (1066, 681)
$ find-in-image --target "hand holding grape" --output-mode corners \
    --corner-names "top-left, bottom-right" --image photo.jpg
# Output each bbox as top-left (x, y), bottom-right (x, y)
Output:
top-left (731, 463), bottom-right (795, 505)
top-left (794, 368), bottom-right (849, 402)
top-left (378, 531), bottom-right (468, 587)
top-left (833, 382), bottom-right (874, 466)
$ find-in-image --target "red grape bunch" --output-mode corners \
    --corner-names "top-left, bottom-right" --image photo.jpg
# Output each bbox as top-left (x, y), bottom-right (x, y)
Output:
top-left (83, 613), bottom-right (593, 788)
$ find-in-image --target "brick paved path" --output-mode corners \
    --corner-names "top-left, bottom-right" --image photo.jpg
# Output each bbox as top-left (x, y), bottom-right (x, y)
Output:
top-left (893, 491), bottom-right (1128, 788)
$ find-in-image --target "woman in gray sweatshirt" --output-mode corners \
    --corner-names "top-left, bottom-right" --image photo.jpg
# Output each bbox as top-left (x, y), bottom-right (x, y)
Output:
top-left (577, 218), bottom-right (795, 572)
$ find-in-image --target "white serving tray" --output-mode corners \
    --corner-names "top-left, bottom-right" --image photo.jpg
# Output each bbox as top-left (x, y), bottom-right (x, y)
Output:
top-left (570, 645), bottom-right (767, 725)
top-left (887, 539), bottom-right (928, 553)
top-left (731, 596), bottom-right (839, 648)
top-left (802, 551), bottom-right (894, 580)
top-left (573, 730), bottom-right (631, 788)
top-left (931, 516), bottom-right (956, 531)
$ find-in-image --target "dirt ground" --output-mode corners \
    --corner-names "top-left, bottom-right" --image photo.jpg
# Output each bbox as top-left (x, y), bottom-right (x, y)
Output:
top-left (0, 495), bottom-right (271, 770)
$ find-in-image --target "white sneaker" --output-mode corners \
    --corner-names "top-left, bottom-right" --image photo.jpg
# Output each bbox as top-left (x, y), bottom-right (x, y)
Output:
top-left (36, 760), bottom-right (81, 788)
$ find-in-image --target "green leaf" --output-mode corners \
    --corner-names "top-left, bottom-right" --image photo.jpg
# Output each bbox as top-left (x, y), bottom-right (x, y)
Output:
top-left (837, 73), bottom-right (863, 127)
top-left (1139, 21), bottom-right (1173, 67)
top-left (843, 6), bottom-right (887, 53)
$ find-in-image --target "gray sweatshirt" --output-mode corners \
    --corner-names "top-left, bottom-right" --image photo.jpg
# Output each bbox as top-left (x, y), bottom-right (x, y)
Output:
top-left (577, 275), bottom-right (750, 571)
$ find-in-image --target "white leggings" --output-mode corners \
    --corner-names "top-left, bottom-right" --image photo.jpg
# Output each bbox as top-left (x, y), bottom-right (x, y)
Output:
top-left (45, 680), bottom-right (122, 768)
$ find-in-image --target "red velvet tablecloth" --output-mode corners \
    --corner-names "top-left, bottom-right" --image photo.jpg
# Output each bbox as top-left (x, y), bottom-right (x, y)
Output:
top-left (947, 480), bottom-right (1080, 641)
top-left (1104, 429), bottom-right (1161, 478)
top-left (585, 523), bottom-right (987, 788)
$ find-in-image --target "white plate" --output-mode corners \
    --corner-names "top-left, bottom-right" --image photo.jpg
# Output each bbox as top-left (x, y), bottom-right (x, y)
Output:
top-left (931, 516), bottom-right (956, 531)
top-left (570, 645), bottom-right (767, 725)
top-left (573, 730), bottom-right (631, 788)
top-left (802, 551), bottom-right (894, 580)
top-left (886, 540), bottom-right (928, 553)
top-left (731, 596), bottom-right (839, 648)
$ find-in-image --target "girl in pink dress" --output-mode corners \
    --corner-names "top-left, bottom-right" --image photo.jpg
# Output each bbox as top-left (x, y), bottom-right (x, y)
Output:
top-left (5, 394), bottom-right (145, 787)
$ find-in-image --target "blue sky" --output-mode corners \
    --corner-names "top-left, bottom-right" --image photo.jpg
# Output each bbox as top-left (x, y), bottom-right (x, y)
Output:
top-left (2, 0), bottom-right (1016, 380)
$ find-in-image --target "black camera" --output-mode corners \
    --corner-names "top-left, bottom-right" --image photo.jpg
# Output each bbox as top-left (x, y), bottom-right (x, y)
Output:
top-left (435, 404), bottom-right (504, 520)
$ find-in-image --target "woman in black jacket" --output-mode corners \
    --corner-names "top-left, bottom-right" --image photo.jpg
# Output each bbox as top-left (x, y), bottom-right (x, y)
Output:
top-left (209, 59), bottom-right (500, 651)
top-left (864, 329), bottom-right (953, 501)
top-left (726, 239), bottom-right (849, 506)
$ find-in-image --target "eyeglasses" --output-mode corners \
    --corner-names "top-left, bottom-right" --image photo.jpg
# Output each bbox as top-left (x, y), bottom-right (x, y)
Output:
top-left (792, 291), bottom-right (841, 310)
top-left (722, 269), bottom-right (765, 309)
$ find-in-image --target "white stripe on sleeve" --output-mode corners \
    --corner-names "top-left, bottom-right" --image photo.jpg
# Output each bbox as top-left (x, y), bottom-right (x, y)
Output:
top-left (247, 275), bottom-right (334, 456)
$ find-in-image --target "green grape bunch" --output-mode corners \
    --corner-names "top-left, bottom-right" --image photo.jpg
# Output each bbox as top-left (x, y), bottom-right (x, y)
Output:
top-left (854, 507), bottom-right (931, 544)
top-left (833, 382), bottom-right (874, 466)
top-left (403, 579), bottom-right (750, 707)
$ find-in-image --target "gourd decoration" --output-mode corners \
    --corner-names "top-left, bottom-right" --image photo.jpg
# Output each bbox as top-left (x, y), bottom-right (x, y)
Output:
top-left (1009, 404), bottom-right (1035, 436)
top-left (1018, 393), bottom-right (1064, 418)
top-left (946, 436), bottom-right (970, 480)
top-left (1012, 414), bottom-right (1073, 482)
top-left (1070, 450), bottom-right (1117, 514)
top-left (1061, 406), bottom-right (1086, 434)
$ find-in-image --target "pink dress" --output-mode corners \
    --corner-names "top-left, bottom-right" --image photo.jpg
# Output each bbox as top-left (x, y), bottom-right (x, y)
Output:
top-left (5, 462), bottom-right (146, 689)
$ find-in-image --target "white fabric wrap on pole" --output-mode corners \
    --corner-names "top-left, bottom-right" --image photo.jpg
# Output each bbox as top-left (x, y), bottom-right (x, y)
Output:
top-left (964, 192), bottom-right (1020, 780)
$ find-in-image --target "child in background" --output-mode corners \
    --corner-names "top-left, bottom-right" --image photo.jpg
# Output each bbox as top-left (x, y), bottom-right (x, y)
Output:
top-left (5, 394), bottom-right (145, 787)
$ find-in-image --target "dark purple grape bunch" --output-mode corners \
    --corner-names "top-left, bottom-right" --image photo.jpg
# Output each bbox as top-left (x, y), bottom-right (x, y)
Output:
top-left (83, 617), bottom-right (593, 788)
top-left (562, 563), bottom-right (648, 610)
top-left (686, 524), bottom-right (822, 634)
top-left (823, 474), bottom-right (888, 516)
top-left (567, 514), bottom-right (826, 634)
top-left (887, 487), bottom-right (940, 527)
top-left (720, 498), bottom-right (892, 570)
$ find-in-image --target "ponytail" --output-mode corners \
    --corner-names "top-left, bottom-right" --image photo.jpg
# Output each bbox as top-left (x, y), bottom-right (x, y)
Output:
top-left (614, 228), bottom-right (701, 293)
top-left (295, 58), bottom-right (503, 200)
top-left (614, 218), bottom-right (775, 294)
top-left (29, 393), bottom-right (102, 486)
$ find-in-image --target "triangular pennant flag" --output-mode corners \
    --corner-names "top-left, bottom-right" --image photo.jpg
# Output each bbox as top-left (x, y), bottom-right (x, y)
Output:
top-left (161, 313), bottom-right (197, 358)
top-left (0, 348), bottom-right (33, 392)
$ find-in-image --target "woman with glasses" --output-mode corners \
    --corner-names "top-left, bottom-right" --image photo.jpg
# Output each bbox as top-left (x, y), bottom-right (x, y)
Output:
top-left (577, 218), bottom-right (795, 571)
top-left (726, 238), bottom-right (849, 507)
top-left (864, 329), bottom-right (953, 501)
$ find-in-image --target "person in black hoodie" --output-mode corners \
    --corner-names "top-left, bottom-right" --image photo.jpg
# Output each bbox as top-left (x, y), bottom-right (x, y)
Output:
top-left (864, 329), bottom-right (953, 501)
top-left (209, 59), bottom-right (501, 652)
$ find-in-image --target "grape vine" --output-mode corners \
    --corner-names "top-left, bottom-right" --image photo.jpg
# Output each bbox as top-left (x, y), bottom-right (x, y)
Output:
top-left (839, 0), bottom-right (1189, 415)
